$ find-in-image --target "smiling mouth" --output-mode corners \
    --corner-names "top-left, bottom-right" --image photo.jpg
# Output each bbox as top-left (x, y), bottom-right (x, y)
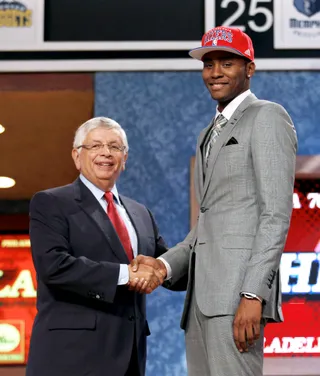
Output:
top-left (209, 83), bottom-right (228, 90)
top-left (96, 162), bottom-right (114, 168)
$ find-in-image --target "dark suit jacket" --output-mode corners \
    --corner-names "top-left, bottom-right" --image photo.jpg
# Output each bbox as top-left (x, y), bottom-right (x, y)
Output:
top-left (26, 178), bottom-right (167, 376)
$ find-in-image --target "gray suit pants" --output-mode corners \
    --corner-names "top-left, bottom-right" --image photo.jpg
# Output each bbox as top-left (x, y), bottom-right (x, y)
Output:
top-left (185, 288), bottom-right (264, 376)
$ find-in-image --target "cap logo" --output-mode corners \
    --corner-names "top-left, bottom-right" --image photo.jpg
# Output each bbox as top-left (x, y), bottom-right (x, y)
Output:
top-left (203, 29), bottom-right (233, 46)
top-left (244, 49), bottom-right (251, 56)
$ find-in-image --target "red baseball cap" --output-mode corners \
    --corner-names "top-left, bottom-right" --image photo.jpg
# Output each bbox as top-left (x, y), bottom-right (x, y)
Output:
top-left (189, 26), bottom-right (254, 61)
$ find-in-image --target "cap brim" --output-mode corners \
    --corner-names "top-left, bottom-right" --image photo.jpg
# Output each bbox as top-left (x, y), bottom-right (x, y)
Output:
top-left (189, 46), bottom-right (250, 61)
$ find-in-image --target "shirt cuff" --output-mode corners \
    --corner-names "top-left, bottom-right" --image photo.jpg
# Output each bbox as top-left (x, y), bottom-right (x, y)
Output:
top-left (241, 292), bottom-right (263, 303)
top-left (157, 257), bottom-right (172, 280)
top-left (118, 264), bottom-right (129, 285)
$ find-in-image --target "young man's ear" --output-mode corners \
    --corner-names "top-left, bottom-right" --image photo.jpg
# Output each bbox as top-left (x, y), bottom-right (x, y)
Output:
top-left (246, 61), bottom-right (256, 78)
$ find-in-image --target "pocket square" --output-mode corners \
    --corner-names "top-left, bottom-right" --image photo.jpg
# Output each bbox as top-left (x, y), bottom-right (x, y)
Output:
top-left (225, 137), bottom-right (238, 146)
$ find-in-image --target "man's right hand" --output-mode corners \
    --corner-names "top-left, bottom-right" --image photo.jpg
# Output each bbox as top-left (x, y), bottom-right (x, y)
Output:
top-left (128, 255), bottom-right (167, 293)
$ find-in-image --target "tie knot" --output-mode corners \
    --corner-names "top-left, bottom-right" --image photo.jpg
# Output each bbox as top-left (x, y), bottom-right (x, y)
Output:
top-left (215, 114), bottom-right (227, 128)
top-left (104, 191), bottom-right (113, 203)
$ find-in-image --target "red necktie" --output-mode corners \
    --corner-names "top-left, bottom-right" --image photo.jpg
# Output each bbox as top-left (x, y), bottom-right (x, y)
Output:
top-left (105, 191), bottom-right (133, 261)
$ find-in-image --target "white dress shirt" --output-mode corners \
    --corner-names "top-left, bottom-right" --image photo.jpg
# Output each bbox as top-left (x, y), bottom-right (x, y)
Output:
top-left (80, 174), bottom-right (137, 285)
top-left (216, 89), bottom-right (251, 120)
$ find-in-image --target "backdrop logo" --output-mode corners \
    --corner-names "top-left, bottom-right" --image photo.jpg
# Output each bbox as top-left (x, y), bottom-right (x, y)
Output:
top-left (0, 0), bottom-right (32, 27)
top-left (294, 0), bottom-right (320, 17)
top-left (0, 323), bottom-right (20, 353)
top-left (0, 321), bottom-right (25, 363)
top-left (289, 0), bottom-right (320, 40)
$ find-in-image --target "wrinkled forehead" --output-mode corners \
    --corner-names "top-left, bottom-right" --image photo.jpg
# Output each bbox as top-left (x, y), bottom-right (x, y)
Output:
top-left (85, 127), bottom-right (123, 143)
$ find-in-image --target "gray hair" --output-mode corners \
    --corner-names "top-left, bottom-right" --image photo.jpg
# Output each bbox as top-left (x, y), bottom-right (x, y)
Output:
top-left (73, 116), bottom-right (129, 153)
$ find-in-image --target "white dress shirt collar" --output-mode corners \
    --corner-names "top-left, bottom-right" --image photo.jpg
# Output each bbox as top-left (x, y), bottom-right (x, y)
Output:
top-left (216, 89), bottom-right (251, 121)
top-left (79, 174), bottom-right (121, 205)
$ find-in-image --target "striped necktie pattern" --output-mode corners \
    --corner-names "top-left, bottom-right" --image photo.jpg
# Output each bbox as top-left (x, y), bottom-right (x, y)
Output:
top-left (205, 114), bottom-right (228, 167)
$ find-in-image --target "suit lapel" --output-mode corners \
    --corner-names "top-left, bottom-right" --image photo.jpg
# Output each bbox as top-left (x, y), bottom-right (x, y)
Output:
top-left (201, 94), bottom-right (258, 204)
top-left (120, 196), bottom-right (148, 257)
top-left (73, 178), bottom-right (129, 263)
top-left (194, 117), bottom-right (215, 201)
top-left (198, 117), bottom-right (215, 150)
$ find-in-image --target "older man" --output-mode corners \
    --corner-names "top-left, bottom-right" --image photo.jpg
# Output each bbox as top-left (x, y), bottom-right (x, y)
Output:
top-left (26, 117), bottom-right (167, 376)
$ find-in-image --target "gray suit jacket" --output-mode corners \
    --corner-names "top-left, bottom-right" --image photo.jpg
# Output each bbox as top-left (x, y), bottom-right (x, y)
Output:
top-left (162, 94), bottom-right (297, 329)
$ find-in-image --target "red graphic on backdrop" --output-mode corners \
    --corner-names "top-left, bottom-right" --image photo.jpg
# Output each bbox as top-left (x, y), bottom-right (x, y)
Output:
top-left (0, 235), bottom-right (36, 364)
top-left (264, 179), bottom-right (320, 356)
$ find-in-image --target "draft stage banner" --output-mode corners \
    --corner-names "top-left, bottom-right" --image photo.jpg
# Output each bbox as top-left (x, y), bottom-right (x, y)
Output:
top-left (0, 0), bottom-right (44, 50)
top-left (0, 235), bottom-right (36, 364)
top-left (274, 0), bottom-right (320, 49)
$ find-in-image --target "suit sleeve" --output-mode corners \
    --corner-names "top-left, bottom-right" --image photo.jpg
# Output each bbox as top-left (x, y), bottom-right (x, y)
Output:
top-left (240, 103), bottom-right (297, 302)
top-left (147, 208), bottom-right (168, 258)
top-left (30, 191), bottom-right (120, 304)
top-left (158, 224), bottom-right (197, 286)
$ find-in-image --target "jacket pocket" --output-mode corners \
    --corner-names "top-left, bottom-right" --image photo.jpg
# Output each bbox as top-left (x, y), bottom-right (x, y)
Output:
top-left (222, 234), bottom-right (254, 249)
top-left (48, 311), bottom-right (96, 330)
top-left (221, 144), bottom-right (244, 153)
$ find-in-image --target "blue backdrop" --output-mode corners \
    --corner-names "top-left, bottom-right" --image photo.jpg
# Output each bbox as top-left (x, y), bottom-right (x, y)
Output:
top-left (95, 71), bottom-right (319, 375)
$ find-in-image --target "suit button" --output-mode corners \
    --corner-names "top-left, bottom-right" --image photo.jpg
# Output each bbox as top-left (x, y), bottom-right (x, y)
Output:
top-left (200, 207), bottom-right (206, 213)
top-left (128, 315), bottom-right (135, 321)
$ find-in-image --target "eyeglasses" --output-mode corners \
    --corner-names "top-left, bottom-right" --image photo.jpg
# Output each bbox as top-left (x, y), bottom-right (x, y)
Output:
top-left (76, 143), bottom-right (126, 153)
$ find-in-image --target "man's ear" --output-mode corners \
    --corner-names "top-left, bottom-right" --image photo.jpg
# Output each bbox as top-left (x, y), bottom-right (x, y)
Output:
top-left (122, 152), bottom-right (128, 171)
top-left (72, 149), bottom-right (81, 171)
top-left (246, 61), bottom-right (256, 78)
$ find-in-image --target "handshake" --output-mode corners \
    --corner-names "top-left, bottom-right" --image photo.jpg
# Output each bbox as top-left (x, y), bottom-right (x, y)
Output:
top-left (127, 255), bottom-right (167, 294)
